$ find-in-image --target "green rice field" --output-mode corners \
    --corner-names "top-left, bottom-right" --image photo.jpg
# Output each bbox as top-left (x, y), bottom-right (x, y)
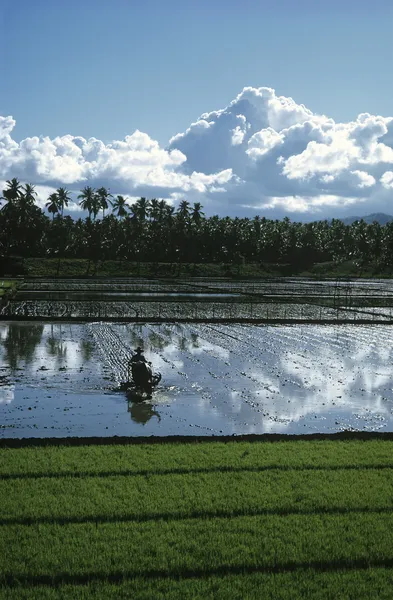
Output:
top-left (1, 438), bottom-right (393, 598)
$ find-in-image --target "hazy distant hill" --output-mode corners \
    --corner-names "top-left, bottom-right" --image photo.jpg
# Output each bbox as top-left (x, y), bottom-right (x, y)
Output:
top-left (337, 213), bottom-right (393, 225)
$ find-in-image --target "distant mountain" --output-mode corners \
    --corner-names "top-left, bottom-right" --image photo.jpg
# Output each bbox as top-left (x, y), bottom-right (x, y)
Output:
top-left (337, 213), bottom-right (393, 225)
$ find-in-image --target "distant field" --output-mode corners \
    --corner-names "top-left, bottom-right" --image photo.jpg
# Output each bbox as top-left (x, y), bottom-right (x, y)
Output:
top-left (22, 258), bottom-right (274, 278)
top-left (0, 280), bottom-right (15, 297)
top-left (1, 439), bottom-right (393, 599)
top-left (5, 276), bottom-right (393, 321)
top-left (10, 257), bottom-right (393, 278)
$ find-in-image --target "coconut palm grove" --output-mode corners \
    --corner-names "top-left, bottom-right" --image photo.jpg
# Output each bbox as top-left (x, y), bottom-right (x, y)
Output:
top-left (1, 178), bottom-right (392, 276)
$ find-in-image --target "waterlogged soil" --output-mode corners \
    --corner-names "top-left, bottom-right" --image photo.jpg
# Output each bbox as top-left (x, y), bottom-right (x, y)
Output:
top-left (1, 321), bottom-right (393, 438)
top-left (2, 300), bottom-right (361, 321)
top-left (4, 277), bottom-right (393, 321)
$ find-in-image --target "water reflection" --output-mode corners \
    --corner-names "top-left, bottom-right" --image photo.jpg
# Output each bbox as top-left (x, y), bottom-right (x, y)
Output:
top-left (147, 329), bottom-right (169, 351)
top-left (80, 339), bottom-right (94, 362)
top-left (46, 324), bottom-right (67, 366)
top-left (127, 400), bottom-right (161, 424)
top-left (140, 323), bottom-right (393, 434)
top-left (0, 323), bottom-right (98, 378)
top-left (0, 383), bottom-right (14, 405)
top-left (1, 323), bottom-right (44, 372)
top-left (3, 321), bottom-right (393, 437)
top-left (263, 328), bottom-right (393, 433)
top-left (128, 324), bottom-right (145, 352)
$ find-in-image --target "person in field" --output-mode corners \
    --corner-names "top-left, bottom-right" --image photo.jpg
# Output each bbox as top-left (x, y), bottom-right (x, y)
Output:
top-left (130, 346), bottom-right (147, 363)
top-left (128, 346), bottom-right (152, 390)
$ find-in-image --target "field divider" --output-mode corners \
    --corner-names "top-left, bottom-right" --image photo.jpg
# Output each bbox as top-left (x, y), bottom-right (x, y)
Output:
top-left (4, 557), bottom-right (393, 588)
top-left (0, 506), bottom-right (393, 527)
top-left (3, 315), bottom-right (393, 324)
top-left (2, 463), bottom-right (393, 481)
top-left (3, 431), bottom-right (393, 448)
top-left (2, 505), bottom-right (393, 528)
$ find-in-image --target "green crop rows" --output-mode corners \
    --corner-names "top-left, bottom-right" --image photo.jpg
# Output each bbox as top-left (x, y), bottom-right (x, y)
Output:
top-left (1, 439), bottom-right (393, 598)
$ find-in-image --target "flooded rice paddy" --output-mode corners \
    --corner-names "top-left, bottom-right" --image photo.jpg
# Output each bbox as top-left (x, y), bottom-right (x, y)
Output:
top-left (1, 321), bottom-right (393, 438)
top-left (4, 277), bottom-right (393, 322)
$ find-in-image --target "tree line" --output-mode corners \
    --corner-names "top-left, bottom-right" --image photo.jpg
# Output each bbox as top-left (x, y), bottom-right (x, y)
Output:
top-left (1, 177), bottom-right (392, 271)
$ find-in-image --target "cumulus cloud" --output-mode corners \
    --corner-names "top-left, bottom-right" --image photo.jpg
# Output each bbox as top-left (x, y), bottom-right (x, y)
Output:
top-left (168, 86), bottom-right (393, 218)
top-left (0, 122), bottom-right (234, 201)
top-left (350, 170), bottom-right (376, 188)
top-left (260, 195), bottom-right (361, 213)
top-left (380, 171), bottom-right (393, 189)
top-left (2, 86), bottom-right (393, 219)
top-left (247, 128), bottom-right (284, 159)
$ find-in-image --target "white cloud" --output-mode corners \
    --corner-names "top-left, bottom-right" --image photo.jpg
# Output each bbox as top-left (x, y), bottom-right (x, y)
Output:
top-left (231, 126), bottom-right (245, 146)
top-left (350, 170), bottom-right (376, 188)
top-left (380, 171), bottom-right (393, 189)
top-left (2, 86), bottom-right (393, 219)
top-left (247, 128), bottom-right (284, 159)
top-left (0, 123), bottom-right (233, 199)
top-left (255, 194), bottom-right (361, 214)
top-left (282, 138), bottom-right (357, 180)
top-left (320, 174), bottom-right (335, 183)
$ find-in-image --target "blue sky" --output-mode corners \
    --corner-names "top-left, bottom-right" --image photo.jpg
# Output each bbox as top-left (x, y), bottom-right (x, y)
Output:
top-left (1, 0), bottom-right (393, 220)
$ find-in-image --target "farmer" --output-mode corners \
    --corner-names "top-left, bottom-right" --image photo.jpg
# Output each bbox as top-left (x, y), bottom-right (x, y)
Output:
top-left (128, 346), bottom-right (149, 381)
top-left (130, 346), bottom-right (147, 363)
top-left (128, 346), bottom-right (152, 386)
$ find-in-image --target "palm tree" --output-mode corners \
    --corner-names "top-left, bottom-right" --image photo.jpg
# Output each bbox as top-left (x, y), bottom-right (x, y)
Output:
top-left (56, 187), bottom-right (71, 216)
top-left (130, 197), bottom-right (150, 223)
top-left (191, 202), bottom-right (205, 226)
top-left (46, 192), bottom-right (60, 220)
top-left (149, 198), bottom-right (160, 222)
top-left (78, 186), bottom-right (96, 220)
top-left (165, 204), bottom-right (175, 221)
top-left (21, 183), bottom-right (37, 206)
top-left (111, 195), bottom-right (129, 219)
top-left (17, 183), bottom-right (38, 231)
top-left (135, 197), bottom-right (150, 222)
top-left (2, 178), bottom-right (22, 204)
top-left (1, 179), bottom-right (22, 224)
top-left (157, 199), bottom-right (169, 224)
top-left (96, 187), bottom-right (112, 218)
top-left (177, 200), bottom-right (191, 221)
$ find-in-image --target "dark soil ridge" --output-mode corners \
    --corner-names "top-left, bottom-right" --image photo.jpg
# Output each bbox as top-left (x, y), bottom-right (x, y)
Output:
top-left (1, 316), bottom-right (392, 324)
top-left (2, 431), bottom-right (393, 449)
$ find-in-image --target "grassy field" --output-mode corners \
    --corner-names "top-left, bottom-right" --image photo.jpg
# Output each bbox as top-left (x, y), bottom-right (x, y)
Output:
top-left (21, 258), bottom-right (279, 278)
top-left (6, 256), bottom-right (392, 278)
top-left (1, 439), bottom-right (393, 598)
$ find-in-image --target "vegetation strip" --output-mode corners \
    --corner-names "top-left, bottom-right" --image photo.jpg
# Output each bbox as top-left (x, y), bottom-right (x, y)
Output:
top-left (3, 178), bottom-right (393, 280)
top-left (3, 430), bottom-right (393, 448)
top-left (3, 569), bottom-right (393, 600)
top-left (3, 462), bottom-right (393, 481)
top-left (2, 440), bottom-right (393, 473)
top-left (2, 468), bottom-right (393, 521)
top-left (4, 559), bottom-right (393, 587)
top-left (3, 514), bottom-right (393, 577)
top-left (1, 573), bottom-right (393, 600)
top-left (2, 506), bottom-right (393, 528)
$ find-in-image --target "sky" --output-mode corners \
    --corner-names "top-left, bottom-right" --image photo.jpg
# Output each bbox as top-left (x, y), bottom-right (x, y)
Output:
top-left (1, 0), bottom-right (393, 221)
